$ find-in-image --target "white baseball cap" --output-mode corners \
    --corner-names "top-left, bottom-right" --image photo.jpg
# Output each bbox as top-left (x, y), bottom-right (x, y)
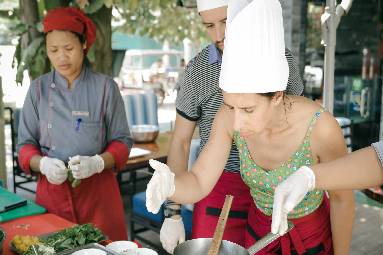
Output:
top-left (219, 0), bottom-right (289, 93)
top-left (196, 0), bottom-right (228, 12)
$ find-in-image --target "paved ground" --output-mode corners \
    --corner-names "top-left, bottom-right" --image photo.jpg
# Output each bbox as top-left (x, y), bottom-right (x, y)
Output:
top-left (350, 192), bottom-right (383, 255)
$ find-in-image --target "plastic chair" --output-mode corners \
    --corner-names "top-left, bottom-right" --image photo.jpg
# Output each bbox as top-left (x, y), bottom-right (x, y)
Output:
top-left (122, 91), bottom-right (158, 126)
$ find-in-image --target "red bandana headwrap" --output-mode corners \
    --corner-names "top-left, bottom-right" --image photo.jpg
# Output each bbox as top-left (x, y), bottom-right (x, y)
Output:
top-left (43, 7), bottom-right (96, 54)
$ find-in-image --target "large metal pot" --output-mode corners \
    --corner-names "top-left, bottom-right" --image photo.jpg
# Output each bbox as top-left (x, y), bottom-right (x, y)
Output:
top-left (173, 237), bottom-right (272, 255)
top-left (174, 224), bottom-right (293, 255)
top-left (174, 238), bottom-right (249, 255)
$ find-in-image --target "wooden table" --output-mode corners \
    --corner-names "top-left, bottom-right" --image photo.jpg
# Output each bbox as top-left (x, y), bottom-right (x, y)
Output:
top-left (124, 132), bottom-right (172, 171)
top-left (117, 132), bottom-right (172, 192)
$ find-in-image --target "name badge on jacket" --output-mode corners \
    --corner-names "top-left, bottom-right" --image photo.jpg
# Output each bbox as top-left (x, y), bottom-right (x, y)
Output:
top-left (72, 111), bottom-right (89, 117)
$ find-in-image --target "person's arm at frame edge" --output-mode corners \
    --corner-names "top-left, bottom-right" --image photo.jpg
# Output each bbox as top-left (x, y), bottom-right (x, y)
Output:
top-left (314, 146), bottom-right (383, 190)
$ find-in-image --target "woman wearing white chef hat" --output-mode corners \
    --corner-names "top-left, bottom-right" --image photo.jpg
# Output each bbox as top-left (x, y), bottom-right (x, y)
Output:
top-left (161, 0), bottom-right (304, 253)
top-left (147, 0), bottom-right (354, 254)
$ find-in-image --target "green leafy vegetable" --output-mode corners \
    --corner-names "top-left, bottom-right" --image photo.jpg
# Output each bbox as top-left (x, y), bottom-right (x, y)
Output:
top-left (67, 170), bottom-right (81, 188)
top-left (23, 224), bottom-right (105, 255)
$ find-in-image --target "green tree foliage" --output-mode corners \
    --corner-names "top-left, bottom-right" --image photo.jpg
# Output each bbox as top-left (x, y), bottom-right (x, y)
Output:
top-left (115, 0), bottom-right (207, 46)
top-left (12, 0), bottom-right (111, 84)
top-left (5, 0), bottom-right (206, 84)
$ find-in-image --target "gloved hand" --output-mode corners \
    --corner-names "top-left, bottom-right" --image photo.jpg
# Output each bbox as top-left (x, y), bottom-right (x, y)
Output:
top-left (272, 166), bottom-right (316, 235)
top-left (160, 217), bottom-right (185, 254)
top-left (39, 156), bottom-right (68, 185)
top-left (146, 159), bottom-right (176, 214)
top-left (68, 154), bottom-right (104, 179)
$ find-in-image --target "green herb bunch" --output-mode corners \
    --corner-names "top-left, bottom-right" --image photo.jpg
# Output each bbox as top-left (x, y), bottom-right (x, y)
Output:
top-left (23, 224), bottom-right (105, 255)
top-left (67, 170), bottom-right (81, 188)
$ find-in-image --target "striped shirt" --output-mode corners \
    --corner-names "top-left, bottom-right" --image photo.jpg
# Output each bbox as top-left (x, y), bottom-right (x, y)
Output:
top-left (176, 44), bottom-right (304, 173)
top-left (372, 141), bottom-right (383, 167)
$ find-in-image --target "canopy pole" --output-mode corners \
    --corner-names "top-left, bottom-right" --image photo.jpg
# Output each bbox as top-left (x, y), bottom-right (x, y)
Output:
top-left (322, 0), bottom-right (353, 113)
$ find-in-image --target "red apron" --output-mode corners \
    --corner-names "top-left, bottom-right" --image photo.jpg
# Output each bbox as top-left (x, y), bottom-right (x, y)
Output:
top-left (192, 171), bottom-right (252, 247)
top-left (246, 198), bottom-right (333, 255)
top-left (36, 169), bottom-right (127, 241)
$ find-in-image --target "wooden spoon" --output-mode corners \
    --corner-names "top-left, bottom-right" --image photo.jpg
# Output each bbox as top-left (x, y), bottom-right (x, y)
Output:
top-left (207, 195), bottom-right (234, 255)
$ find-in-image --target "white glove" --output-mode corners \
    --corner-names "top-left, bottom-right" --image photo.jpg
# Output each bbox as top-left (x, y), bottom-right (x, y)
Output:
top-left (271, 166), bottom-right (316, 235)
top-left (146, 159), bottom-right (176, 214)
top-left (39, 156), bottom-right (68, 185)
top-left (160, 217), bottom-right (185, 254)
top-left (68, 154), bottom-right (104, 179)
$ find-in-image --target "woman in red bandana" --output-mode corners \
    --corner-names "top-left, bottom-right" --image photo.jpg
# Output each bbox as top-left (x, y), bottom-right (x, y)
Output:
top-left (17, 7), bottom-right (133, 240)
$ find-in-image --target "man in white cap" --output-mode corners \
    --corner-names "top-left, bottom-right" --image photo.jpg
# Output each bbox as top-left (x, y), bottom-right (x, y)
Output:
top-left (150, 0), bottom-right (354, 254)
top-left (159, 0), bottom-right (304, 253)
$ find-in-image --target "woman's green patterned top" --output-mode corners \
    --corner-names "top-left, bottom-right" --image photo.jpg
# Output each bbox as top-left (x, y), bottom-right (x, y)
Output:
top-left (233, 109), bottom-right (325, 218)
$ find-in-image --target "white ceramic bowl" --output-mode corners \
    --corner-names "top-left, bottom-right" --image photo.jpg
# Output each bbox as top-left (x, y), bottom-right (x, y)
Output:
top-left (136, 248), bottom-right (158, 255)
top-left (72, 248), bottom-right (107, 255)
top-left (106, 241), bottom-right (138, 254)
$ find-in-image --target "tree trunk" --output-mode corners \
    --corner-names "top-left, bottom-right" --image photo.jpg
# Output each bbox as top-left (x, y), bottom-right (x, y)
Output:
top-left (19, 0), bottom-right (40, 49)
top-left (19, 0), bottom-right (50, 79)
top-left (88, 6), bottom-right (113, 75)
top-left (0, 77), bottom-right (7, 187)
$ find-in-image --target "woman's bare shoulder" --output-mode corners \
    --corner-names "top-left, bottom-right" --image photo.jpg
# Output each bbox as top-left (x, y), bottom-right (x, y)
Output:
top-left (288, 96), bottom-right (340, 135)
top-left (214, 106), bottom-right (235, 136)
top-left (290, 97), bottom-right (346, 159)
top-left (288, 96), bottom-right (324, 122)
top-left (301, 101), bottom-right (346, 155)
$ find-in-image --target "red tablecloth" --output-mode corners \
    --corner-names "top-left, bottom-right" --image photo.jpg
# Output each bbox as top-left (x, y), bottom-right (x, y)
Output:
top-left (0, 213), bottom-right (74, 255)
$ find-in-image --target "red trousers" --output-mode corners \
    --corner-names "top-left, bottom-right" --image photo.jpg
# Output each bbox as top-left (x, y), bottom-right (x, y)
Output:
top-left (246, 198), bottom-right (333, 255)
top-left (192, 172), bottom-right (253, 247)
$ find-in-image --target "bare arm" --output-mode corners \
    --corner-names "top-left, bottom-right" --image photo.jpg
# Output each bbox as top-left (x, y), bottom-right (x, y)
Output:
top-left (312, 112), bottom-right (354, 255)
top-left (169, 107), bottom-right (233, 204)
top-left (313, 146), bottom-right (383, 190)
top-left (30, 155), bottom-right (42, 172)
top-left (165, 113), bottom-right (197, 218)
top-left (167, 113), bottom-right (197, 176)
top-left (100, 152), bottom-right (115, 170)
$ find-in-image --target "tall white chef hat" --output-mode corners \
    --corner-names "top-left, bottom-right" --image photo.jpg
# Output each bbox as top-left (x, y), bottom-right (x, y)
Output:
top-left (219, 0), bottom-right (289, 93)
top-left (196, 0), bottom-right (228, 13)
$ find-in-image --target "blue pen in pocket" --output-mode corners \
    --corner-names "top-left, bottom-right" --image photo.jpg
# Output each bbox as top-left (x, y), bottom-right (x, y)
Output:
top-left (75, 118), bottom-right (82, 131)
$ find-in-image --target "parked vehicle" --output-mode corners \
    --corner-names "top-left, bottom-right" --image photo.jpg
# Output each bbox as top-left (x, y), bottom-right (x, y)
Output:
top-left (118, 49), bottom-right (184, 103)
